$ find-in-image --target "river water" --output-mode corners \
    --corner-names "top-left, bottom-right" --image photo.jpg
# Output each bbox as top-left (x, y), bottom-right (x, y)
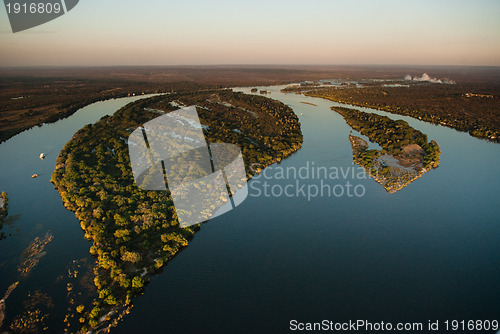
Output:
top-left (0, 87), bottom-right (499, 333)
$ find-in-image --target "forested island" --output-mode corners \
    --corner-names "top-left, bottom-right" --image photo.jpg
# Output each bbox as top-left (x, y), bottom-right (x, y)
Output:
top-left (50, 90), bottom-right (303, 332)
top-left (333, 106), bottom-right (441, 193)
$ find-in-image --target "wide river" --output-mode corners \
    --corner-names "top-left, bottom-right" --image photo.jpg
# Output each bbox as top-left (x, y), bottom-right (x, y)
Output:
top-left (0, 86), bottom-right (499, 333)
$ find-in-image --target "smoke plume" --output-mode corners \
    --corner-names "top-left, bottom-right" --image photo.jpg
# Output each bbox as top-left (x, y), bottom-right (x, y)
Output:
top-left (404, 73), bottom-right (455, 84)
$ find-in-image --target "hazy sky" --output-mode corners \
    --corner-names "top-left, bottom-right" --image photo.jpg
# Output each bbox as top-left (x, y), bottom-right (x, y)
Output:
top-left (1, 0), bottom-right (499, 66)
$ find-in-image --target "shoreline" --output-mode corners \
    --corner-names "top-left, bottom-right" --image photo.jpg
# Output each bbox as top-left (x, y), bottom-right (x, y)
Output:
top-left (50, 90), bottom-right (304, 332)
top-left (305, 92), bottom-right (500, 144)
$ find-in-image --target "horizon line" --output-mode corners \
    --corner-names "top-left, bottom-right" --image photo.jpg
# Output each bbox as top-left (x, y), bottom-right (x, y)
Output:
top-left (1, 64), bottom-right (500, 69)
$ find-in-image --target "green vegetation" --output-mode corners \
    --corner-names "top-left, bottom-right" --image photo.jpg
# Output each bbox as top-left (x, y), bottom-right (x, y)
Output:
top-left (0, 65), bottom-right (328, 144)
top-left (0, 192), bottom-right (7, 222)
top-left (51, 89), bottom-right (302, 332)
top-left (334, 106), bottom-right (441, 169)
top-left (0, 77), bottom-right (202, 144)
top-left (9, 290), bottom-right (54, 334)
top-left (306, 85), bottom-right (500, 143)
top-left (18, 232), bottom-right (54, 278)
top-left (333, 106), bottom-right (441, 193)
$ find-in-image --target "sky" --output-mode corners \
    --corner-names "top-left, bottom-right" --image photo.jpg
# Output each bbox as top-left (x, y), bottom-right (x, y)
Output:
top-left (1, 0), bottom-right (499, 66)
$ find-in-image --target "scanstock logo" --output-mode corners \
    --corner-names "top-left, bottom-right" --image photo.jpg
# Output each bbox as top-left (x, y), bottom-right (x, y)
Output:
top-left (128, 106), bottom-right (248, 228)
top-left (3, 0), bottom-right (79, 33)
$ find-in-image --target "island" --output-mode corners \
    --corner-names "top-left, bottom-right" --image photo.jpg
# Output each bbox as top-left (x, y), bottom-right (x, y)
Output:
top-left (50, 89), bottom-right (303, 332)
top-left (300, 101), bottom-right (317, 106)
top-left (332, 106), bottom-right (441, 193)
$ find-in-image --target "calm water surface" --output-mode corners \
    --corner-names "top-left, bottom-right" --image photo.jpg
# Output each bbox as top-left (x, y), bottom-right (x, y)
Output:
top-left (0, 88), bottom-right (498, 333)
top-left (0, 95), bottom-right (158, 331)
top-left (120, 86), bottom-right (500, 333)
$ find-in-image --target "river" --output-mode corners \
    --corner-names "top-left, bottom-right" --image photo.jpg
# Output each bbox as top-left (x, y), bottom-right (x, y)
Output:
top-left (0, 87), bottom-right (499, 333)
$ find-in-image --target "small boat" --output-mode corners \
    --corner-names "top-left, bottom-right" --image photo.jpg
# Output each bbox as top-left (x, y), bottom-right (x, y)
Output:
top-left (32, 174), bottom-right (38, 178)
top-left (40, 153), bottom-right (45, 159)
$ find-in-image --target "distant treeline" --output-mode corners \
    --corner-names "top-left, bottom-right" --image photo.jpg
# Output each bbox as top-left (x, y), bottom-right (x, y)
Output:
top-left (308, 85), bottom-right (500, 143)
top-left (0, 79), bottom-right (210, 143)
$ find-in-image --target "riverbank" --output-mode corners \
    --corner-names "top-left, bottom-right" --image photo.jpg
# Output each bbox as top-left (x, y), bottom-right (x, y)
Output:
top-left (50, 89), bottom-right (303, 332)
top-left (349, 135), bottom-right (432, 193)
top-left (335, 104), bottom-right (441, 193)
top-left (0, 66), bottom-right (360, 144)
top-left (306, 86), bottom-right (500, 143)
top-left (0, 192), bottom-right (8, 240)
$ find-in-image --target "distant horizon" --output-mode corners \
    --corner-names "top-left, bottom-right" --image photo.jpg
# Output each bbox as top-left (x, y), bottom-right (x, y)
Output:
top-left (1, 63), bottom-right (500, 69)
top-left (2, 0), bottom-right (499, 67)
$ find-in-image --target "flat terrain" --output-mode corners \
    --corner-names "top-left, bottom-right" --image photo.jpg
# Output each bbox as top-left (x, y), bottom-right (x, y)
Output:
top-left (282, 67), bottom-right (500, 142)
top-left (1, 65), bottom-right (499, 143)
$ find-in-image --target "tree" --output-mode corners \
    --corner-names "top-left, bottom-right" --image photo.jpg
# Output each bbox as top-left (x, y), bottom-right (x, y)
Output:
top-left (121, 251), bottom-right (141, 263)
top-left (131, 276), bottom-right (144, 289)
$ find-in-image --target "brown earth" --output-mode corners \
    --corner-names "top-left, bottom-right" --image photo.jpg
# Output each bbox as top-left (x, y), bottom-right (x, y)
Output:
top-left (2, 65), bottom-right (499, 143)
